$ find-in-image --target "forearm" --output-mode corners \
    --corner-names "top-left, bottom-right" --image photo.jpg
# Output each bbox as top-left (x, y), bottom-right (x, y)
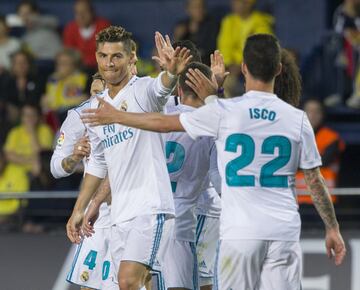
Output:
top-left (304, 167), bottom-right (339, 230)
top-left (61, 155), bottom-right (82, 174)
top-left (73, 173), bottom-right (103, 213)
top-left (114, 111), bottom-right (184, 133)
top-left (92, 175), bottom-right (111, 206)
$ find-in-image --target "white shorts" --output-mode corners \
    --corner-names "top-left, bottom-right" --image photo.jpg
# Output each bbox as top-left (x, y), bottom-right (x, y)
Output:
top-left (214, 240), bottom-right (302, 290)
top-left (196, 215), bottom-right (220, 286)
top-left (66, 226), bottom-right (111, 290)
top-left (109, 214), bottom-right (166, 285)
top-left (156, 219), bottom-right (198, 290)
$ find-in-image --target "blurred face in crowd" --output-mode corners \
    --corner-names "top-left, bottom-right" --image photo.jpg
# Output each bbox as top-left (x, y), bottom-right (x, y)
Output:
top-left (96, 42), bottom-right (133, 86)
top-left (12, 52), bottom-right (30, 77)
top-left (56, 52), bottom-right (77, 79)
top-left (21, 105), bottom-right (40, 128)
top-left (17, 3), bottom-right (36, 27)
top-left (74, 0), bottom-right (94, 28)
top-left (231, 0), bottom-right (255, 16)
top-left (187, 0), bottom-right (206, 22)
top-left (90, 78), bottom-right (105, 96)
top-left (304, 100), bottom-right (324, 130)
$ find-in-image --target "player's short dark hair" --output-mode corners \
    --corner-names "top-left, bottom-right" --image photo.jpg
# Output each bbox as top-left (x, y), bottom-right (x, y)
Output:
top-left (274, 49), bottom-right (302, 107)
top-left (96, 26), bottom-right (133, 54)
top-left (243, 34), bottom-right (281, 83)
top-left (173, 40), bottom-right (202, 63)
top-left (179, 62), bottom-right (212, 98)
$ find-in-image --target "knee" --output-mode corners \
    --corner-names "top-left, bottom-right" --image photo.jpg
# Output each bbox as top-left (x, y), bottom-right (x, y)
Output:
top-left (118, 277), bottom-right (141, 290)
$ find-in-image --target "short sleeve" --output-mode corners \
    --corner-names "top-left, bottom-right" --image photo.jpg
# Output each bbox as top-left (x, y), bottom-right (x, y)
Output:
top-left (299, 113), bottom-right (322, 169)
top-left (179, 101), bottom-right (221, 140)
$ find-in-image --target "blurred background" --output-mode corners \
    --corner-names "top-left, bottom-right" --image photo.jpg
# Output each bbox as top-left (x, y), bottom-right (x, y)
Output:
top-left (0, 0), bottom-right (359, 289)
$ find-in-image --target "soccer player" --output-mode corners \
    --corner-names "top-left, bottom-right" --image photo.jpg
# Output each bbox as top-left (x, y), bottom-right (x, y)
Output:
top-left (50, 73), bottom-right (112, 290)
top-left (81, 34), bottom-right (346, 290)
top-left (66, 26), bottom-right (191, 290)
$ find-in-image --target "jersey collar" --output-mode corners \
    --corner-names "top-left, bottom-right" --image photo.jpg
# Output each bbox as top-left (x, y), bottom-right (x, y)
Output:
top-left (245, 90), bottom-right (278, 99)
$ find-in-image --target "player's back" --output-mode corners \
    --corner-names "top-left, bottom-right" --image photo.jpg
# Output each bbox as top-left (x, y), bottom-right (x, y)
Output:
top-left (215, 90), bottom-right (321, 241)
top-left (165, 103), bottom-right (214, 241)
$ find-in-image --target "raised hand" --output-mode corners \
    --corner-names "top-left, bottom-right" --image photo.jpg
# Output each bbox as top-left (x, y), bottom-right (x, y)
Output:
top-left (325, 228), bottom-right (346, 266)
top-left (185, 68), bottom-right (218, 101)
top-left (210, 50), bottom-right (229, 88)
top-left (152, 32), bottom-right (174, 70)
top-left (164, 46), bottom-right (192, 75)
top-left (66, 211), bottom-right (84, 244)
top-left (81, 97), bottom-right (119, 126)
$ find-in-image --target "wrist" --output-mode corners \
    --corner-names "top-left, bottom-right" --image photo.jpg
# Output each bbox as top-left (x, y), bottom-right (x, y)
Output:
top-left (166, 70), bottom-right (177, 80)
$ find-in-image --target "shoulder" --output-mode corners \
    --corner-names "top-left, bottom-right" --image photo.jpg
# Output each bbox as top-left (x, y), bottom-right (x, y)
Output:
top-left (221, 14), bottom-right (237, 25)
top-left (64, 21), bottom-right (78, 31)
top-left (38, 123), bottom-right (53, 134)
top-left (252, 11), bottom-right (274, 23)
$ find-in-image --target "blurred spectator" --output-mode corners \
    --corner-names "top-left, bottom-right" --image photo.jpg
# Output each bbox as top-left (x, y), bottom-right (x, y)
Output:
top-left (217, 0), bottom-right (274, 68)
top-left (217, 0), bottom-right (274, 96)
top-left (63, 0), bottom-right (110, 72)
top-left (41, 48), bottom-right (88, 124)
top-left (0, 15), bottom-right (21, 71)
top-left (296, 99), bottom-right (345, 204)
top-left (4, 50), bottom-right (44, 123)
top-left (324, 0), bottom-right (360, 108)
top-left (3, 103), bottom-right (53, 191)
top-left (0, 149), bottom-right (29, 225)
top-left (173, 0), bottom-right (219, 65)
top-left (17, 0), bottom-right (62, 61)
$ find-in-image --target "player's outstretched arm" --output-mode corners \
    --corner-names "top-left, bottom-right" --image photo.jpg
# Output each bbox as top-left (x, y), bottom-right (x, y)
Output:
top-left (303, 167), bottom-right (346, 265)
top-left (82, 97), bottom-right (185, 133)
top-left (82, 175), bottom-right (111, 237)
top-left (66, 173), bottom-right (103, 244)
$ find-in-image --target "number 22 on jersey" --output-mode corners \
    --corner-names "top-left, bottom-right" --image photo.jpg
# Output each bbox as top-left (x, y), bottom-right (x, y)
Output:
top-left (225, 133), bottom-right (291, 188)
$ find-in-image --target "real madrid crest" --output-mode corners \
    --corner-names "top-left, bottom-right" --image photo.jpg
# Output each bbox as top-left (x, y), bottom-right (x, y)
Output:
top-left (80, 270), bottom-right (89, 282)
top-left (120, 100), bottom-right (128, 112)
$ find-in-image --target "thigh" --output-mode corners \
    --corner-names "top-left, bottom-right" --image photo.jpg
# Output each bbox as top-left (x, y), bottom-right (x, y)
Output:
top-left (216, 240), bottom-right (268, 290)
top-left (258, 241), bottom-right (302, 290)
top-left (122, 214), bottom-right (166, 269)
top-left (162, 239), bottom-right (198, 290)
top-left (67, 227), bottom-right (111, 290)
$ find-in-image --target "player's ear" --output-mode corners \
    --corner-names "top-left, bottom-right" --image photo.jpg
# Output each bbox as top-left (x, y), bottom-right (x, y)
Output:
top-left (177, 85), bottom-right (183, 97)
top-left (241, 62), bottom-right (247, 77)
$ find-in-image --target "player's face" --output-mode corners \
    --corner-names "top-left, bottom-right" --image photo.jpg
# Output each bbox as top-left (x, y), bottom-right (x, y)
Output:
top-left (96, 42), bottom-right (133, 86)
top-left (90, 79), bottom-right (105, 95)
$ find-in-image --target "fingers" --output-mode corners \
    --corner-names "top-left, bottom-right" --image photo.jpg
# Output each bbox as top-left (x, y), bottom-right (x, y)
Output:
top-left (334, 243), bottom-right (346, 266)
top-left (165, 34), bottom-right (172, 48)
top-left (66, 221), bottom-right (81, 244)
top-left (186, 69), bottom-right (202, 88)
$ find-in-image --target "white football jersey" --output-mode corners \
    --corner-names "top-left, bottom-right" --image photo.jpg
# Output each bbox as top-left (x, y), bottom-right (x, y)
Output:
top-left (50, 99), bottom-right (111, 228)
top-left (85, 74), bottom-right (175, 225)
top-left (180, 90), bottom-right (322, 241)
top-left (196, 187), bottom-right (221, 218)
top-left (164, 103), bottom-right (215, 241)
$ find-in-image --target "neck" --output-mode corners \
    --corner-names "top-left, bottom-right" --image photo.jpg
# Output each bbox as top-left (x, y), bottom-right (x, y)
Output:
top-left (181, 94), bottom-right (204, 108)
top-left (245, 77), bottom-right (274, 94)
top-left (237, 10), bottom-right (252, 18)
top-left (107, 73), bottom-right (132, 98)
